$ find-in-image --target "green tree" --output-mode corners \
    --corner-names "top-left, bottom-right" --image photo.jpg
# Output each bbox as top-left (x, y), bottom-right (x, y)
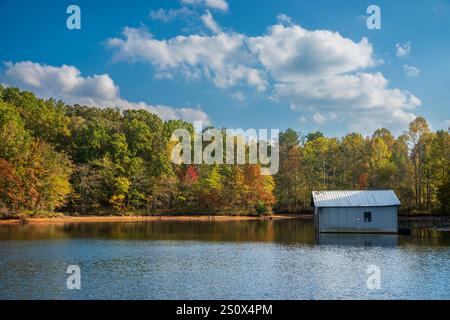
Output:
top-left (407, 117), bottom-right (431, 208)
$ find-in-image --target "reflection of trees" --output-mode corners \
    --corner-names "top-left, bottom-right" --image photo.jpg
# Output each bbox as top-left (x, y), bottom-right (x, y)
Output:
top-left (2, 220), bottom-right (449, 246)
top-left (0, 220), bottom-right (316, 244)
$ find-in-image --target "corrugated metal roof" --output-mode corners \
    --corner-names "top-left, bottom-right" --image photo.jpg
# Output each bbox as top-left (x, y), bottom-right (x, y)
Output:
top-left (312, 190), bottom-right (401, 207)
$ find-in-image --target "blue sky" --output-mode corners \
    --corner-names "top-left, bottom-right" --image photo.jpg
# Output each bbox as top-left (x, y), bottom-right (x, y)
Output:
top-left (0, 0), bottom-right (449, 136)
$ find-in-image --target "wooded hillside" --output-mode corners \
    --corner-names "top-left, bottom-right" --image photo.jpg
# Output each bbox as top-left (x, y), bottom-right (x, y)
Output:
top-left (0, 86), bottom-right (448, 216)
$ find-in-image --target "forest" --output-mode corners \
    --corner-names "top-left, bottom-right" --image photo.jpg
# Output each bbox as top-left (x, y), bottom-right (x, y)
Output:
top-left (0, 85), bottom-right (449, 216)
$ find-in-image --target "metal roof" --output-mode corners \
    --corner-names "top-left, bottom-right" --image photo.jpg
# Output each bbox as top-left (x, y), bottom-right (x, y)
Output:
top-left (312, 190), bottom-right (401, 207)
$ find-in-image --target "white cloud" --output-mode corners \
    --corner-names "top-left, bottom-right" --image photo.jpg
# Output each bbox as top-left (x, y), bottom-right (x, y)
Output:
top-left (2, 61), bottom-right (119, 102)
top-left (276, 14), bottom-right (293, 25)
top-left (106, 27), bottom-right (267, 91)
top-left (396, 42), bottom-right (411, 58)
top-left (106, 22), bottom-right (375, 91)
top-left (180, 0), bottom-right (228, 12)
top-left (106, 19), bottom-right (421, 133)
top-left (0, 61), bottom-right (210, 124)
top-left (201, 10), bottom-right (221, 33)
top-left (149, 7), bottom-right (193, 23)
top-left (274, 72), bottom-right (420, 133)
top-left (313, 113), bottom-right (327, 125)
top-left (248, 22), bottom-right (418, 132)
top-left (248, 23), bottom-right (375, 82)
top-left (404, 64), bottom-right (420, 78)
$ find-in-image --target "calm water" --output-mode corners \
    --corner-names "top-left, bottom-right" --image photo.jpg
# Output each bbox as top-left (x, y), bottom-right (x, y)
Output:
top-left (0, 219), bottom-right (449, 300)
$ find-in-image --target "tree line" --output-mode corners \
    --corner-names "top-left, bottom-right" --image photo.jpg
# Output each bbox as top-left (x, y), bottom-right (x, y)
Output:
top-left (275, 123), bottom-right (449, 213)
top-left (0, 86), bottom-right (448, 216)
top-left (0, 86), bottom-right (274, 215)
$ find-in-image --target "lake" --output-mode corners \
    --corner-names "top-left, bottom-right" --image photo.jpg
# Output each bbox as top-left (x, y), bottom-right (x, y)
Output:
top-left (0, 218), bottom-right (449, 300)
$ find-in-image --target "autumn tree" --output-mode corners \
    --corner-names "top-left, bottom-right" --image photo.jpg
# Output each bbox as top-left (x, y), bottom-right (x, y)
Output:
top-left (407, 117), bottom-right (431, 208)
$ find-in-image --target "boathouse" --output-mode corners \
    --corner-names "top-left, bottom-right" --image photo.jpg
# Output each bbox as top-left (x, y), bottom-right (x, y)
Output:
top-left (312, 190), bottom-right (401, 234)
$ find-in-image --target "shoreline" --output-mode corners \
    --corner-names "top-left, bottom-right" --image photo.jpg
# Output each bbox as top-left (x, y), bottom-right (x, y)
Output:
top-left (0, 214), bottom-right (311, 225)
top-left (0, 214), bottom-right (447, 226)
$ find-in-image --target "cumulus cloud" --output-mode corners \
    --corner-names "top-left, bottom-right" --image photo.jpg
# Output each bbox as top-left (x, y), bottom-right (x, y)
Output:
top-left (106, 16), bottom-right (421, 132)
top-left (273, 72), bottom-right (420, 132)
top-left (0, 61), bottom-right (210, 124)
top-left (396, 42), bottom-right (411, 58)
top-left (201, 10), bottom-right (221, 33)
top-left (276, 14), bottom-right (293, 25)
top-left (248, 23), bottom-right (375, 82)
top-left (2, 61), bottom-right (119, 103)
top-left (404, 64), bottom-right (420, 78)
top-left (106, 22), bottom-right (375, 91)
top-left (106, 27), bottom-right (267, 91)
top-left (181, 0), bottom-right (228, 12)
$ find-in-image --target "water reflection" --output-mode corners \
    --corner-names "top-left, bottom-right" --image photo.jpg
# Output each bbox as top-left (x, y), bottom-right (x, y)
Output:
top-left (0, 218), bottom-right (449, 246)
top-left (0, 219), bottom-right (315, 244)
top-left (1, 218), bottom-right (450, 300)
top-left (318, 233), bottom-right (398, 247)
